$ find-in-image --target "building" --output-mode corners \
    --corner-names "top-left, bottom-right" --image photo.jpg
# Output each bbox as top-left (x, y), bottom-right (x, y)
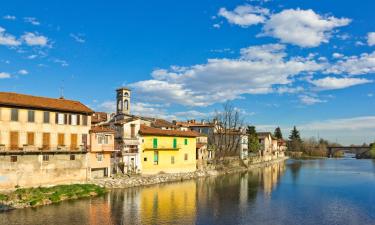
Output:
top-left (138, 125), bottom-right (198, 174)
top-left (88, 126), bottom-right (116, 178)
top-left (257, 132), bottom-right (273, 157)
top-left (0, 92), bottom-right (93, 189)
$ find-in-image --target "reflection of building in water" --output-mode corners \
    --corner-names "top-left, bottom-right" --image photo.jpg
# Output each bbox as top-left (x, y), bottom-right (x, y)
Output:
top-left (88, 195), bottom-right (114, 225)
top-left (139, 180), bottom-right (197, 224)
top-left (261, 162), bottom-right (286, 195)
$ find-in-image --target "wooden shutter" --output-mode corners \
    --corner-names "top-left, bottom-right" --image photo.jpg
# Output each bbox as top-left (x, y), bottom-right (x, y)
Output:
top-left (68, 114), bottom-right (72, 125)
top-left (131, 124), bottom-right (135, 138)
top-left (173, 138), bottom-right (177, 149)
top-left (153, 138), bottom-right (158, 149)
top-left (10, 131), bottom-right (19, 150)
top-left (71, 134), bottom-right (77, 150)
top-left (77, 115), bottom-right (81, 125)
top-left (43, 133), bottom-right (50, 149)
top-left (58, 133), bottom-right (65, 146)
top-left (27, 132), bottom-right (35, 145)
top-left (64, 114), bottom-right (68, 125)
top-left (55, 113), bottom-right (58, 124)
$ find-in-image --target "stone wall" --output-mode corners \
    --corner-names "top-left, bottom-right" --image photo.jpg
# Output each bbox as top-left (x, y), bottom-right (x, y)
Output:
top-left (0, 153), bottom-right (88, 190)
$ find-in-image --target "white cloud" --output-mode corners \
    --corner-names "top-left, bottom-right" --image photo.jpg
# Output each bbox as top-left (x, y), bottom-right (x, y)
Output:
top-left (24, 17), bottom-right (40, 25)
top-left (21, 32), bottom-right (48, 46)
top-left (218, 5), bottom-right (269, 27)
top-left (325, 51), bottom-right (375, 75)
top-left (367, 32), bottom-right (375, 46)
top-left (0, 26), bottom-right (21, 46)
top-left (0, 72), bottom-right (11, 78)
top-left (368, 93), bottom-right (373, 97)
top-left (309, 77), bottom-right (372, 90)
top-left (299, 95), bottom-right (326, 105)
top-left (332, 53), bottom-right (344, 59)
top-left (213, 24), bottom-right (221, 29)
top-left (262, 9), bottom-right (351, 47)
top-left (300, 116), bottom-right (375, 131)
top-left (18, 69), bottom-right (28, 75)
top-left (27, 54), bottom-right (38, 59)
top-left (70, 33), bottom-right (85, 43)
top-left (276, 86), bottom-right (304, 94)
top-left (130, 44), bottom-right (322, 107)
top-left (3, 15), bottom-right (16, 20)
top-left (53, 59), bottom-right (69, 67)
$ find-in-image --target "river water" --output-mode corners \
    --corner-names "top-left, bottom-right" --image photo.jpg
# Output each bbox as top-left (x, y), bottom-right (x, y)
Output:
top-left (1, 158), bottom-right (375, 225)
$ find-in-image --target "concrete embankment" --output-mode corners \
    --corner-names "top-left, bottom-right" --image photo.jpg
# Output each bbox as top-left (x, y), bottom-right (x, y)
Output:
top-left (90, 157), bottom-right (288, 189)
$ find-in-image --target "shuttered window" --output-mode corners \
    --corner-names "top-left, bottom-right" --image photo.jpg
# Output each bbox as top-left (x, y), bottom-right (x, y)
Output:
top-left (71, 134), bottom-right (77, 150)
top-left (10, 131), bottom-right (19, 149)
top-left (153, 151), bottom-right (159, 165)
top-left (58, 133), bottom-right (65, 146)
top-left (27, 132), bottom-right (35, 145)
top-left (184, 139), bottom-right (188, 145)
top-left (27, 110), bottom-right (35, 122)
top-left (11, 109), bottom-right (18, 121)
top-left (42, 133), bottom-right (50, 149)
top-left (173, 138), bottom-right (177, 149)
top-left (43, 111), bottom-right (50, 123)
top-left (153, 138), bottom-right (158, 149)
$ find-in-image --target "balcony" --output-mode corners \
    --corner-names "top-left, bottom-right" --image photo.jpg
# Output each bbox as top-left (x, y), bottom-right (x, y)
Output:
top-left (123, 138), bottom-right (139, 146)
top-left (144, 145), bottom-right (182, 151)
top-left (123, 146), bottom-right (138, 153)
top-left (0, 145), bottom-right (88, 153)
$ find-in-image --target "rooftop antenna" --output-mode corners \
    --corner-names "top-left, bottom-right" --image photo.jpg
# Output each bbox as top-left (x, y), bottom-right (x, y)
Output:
top-left (60, 80), bottom-right (64, 99)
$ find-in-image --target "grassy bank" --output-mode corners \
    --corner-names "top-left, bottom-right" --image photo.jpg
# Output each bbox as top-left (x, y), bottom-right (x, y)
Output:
top-left (0, 184), bottom-right (106, 210)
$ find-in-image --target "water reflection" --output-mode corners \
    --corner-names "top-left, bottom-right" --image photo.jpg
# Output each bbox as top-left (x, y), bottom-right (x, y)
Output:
top-left (3, 160), bottom-right (375, 225)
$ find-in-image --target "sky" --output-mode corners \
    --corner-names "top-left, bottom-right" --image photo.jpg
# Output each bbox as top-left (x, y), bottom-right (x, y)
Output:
top-left (0, 0), bottom-right (374, 145)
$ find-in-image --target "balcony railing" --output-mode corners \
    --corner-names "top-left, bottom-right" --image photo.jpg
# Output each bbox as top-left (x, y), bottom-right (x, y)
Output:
top-left (123, 138), bottom-right (139, 146)
top-left (0, 145), bottom-right (88, 152)
top-left (144, 145), bottom-right (182, 151)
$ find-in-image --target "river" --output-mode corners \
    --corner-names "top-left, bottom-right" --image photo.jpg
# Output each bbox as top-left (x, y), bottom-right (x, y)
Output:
top-left (1, 158), bottom-right (375, 225)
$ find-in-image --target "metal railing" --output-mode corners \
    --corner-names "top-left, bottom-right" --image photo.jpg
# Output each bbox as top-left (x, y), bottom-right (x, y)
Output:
top-left (0, 145), bottom-right (87, 152)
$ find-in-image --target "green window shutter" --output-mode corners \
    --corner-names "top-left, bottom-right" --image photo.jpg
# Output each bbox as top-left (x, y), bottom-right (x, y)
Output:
top-left (153, 138), bottom-right (158, 148)
top-left (173, 138), bottom-right (177, 149)
top-left (184, 139), bottom-right (188, 145)
top-left (154, 151), bottom-right (158, 165)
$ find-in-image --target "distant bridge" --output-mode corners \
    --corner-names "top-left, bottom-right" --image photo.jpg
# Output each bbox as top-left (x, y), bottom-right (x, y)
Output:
top-left (327, 146), bottom-right (371, 158)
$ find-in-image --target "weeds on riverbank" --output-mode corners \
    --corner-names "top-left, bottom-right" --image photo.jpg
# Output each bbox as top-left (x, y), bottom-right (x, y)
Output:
top-left (0, 184), bottom-right (106, 209)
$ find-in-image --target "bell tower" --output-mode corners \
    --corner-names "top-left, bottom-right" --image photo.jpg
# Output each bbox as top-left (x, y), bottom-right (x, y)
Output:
top-left (116, 87), bottom-right (131, 115)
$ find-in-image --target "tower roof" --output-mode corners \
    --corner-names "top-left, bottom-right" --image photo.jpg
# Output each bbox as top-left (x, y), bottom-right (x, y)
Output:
top-left (116, 87), bottom-right (131, 91)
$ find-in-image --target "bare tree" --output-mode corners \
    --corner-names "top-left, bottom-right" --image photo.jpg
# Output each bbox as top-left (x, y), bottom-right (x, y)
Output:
top-left (208, 102), bottom-right (245, 159)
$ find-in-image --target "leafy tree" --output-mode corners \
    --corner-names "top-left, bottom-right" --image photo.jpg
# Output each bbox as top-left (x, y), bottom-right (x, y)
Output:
top-left (370, 142), bottom-right (375, 159)
top-left (288, 126), bottom-right (302, 151)
top-left (274, 127), bottom-right (283, 139)
top-left (246, 126), bottom-right (260, 152)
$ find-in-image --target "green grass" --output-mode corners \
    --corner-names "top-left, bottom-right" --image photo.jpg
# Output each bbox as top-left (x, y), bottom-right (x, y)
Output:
top-left (1, 184), bottom-right (106, 208)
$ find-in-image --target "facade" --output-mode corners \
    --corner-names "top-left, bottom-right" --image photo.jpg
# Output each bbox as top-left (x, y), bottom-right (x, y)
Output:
top-left (88, 126), bottom-right (116, 178)
top-left (257, 132), bottom-right (273, 157)
top-left (0, 92), bottom-right (93, 189)
top-left (196, 134), bottom-right (209, 170)
top-left (139, 125), bottom-right (198, 175)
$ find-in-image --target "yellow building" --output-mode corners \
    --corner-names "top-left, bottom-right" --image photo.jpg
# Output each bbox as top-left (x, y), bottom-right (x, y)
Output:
top-left (139, 125), bottom-right (198, 174)
top-left (88, 126), bottom-right (116, 178)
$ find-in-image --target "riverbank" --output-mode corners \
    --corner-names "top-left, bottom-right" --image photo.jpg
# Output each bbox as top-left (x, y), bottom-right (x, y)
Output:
top-left (0, 184), bottom-right (106, 211)
top-left (90, 157), bottom-right (288, 189)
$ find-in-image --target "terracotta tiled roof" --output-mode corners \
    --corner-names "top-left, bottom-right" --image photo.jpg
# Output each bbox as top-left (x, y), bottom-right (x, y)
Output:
top-left (0, 92), bottom-right (93, 114)
top-left (90, 126), bottom-right (115, 133)
top-left (257, 132), bottom-right (272, 138)
top-left (151, 119), bottom-right (178, 129)
top-left (91, 112), bottom-right (109, 124)
top-left (139, 124), bottom-right (198, 137)
top-left (175, 121), bottom-right (214, 127)
top-left (196, 143), bottom-right (206, 149)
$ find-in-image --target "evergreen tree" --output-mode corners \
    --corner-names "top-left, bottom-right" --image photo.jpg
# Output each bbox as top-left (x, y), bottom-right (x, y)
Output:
top-left (288, 126), bottom-right (302, 151)
top-left (246, 126), bottom-right (260, 152)
top-left (274, 127), bottom-right (283, 139)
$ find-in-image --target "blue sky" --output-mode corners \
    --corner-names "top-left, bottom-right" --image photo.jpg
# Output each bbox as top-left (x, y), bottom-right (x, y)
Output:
top-left (0, 0), bottom-right (375, 144)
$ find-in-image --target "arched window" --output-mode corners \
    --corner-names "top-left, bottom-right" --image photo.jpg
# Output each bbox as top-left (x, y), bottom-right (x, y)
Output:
top-left (124, 100), bottom-right (129, 110)
top-left (124, 92), bottom-right (129, 97)
top-left (118, 100), bottom-right (123, 111)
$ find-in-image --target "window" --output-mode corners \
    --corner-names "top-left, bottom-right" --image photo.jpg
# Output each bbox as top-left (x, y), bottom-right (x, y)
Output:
top-left (10, 155), bottom-right (17, 162)
top-left (144, 157), bottom-right (147, 162)
top-left (184, 139), bottom-right (188, 145)
top-left (82, 115), bottom-right (88, 126)
top-left (71, 134), bottom-right (78, 150)
top-left (11, 108), bottom-right (18, 121)
top-left (70, 155), bottom-right (76, 160)
top-left (43, 155), bottom-right (49, 161)
top-left (58, 133), bottom-right (65, 146)
top-left (27, 110), bottom-right (35, 122)
top-left (154, 151), bottom-right (159, 165)
top-left (97, 153), bottom-right (103, 162)
top-left (43, 111), bottom-right (50, 123)
top-left (184, 153), bottom-right (188, 161)
top-left (27, 132), bottom-right (35, 145)
top-left (57, 113), bottom-right (65, 125)
top-left (71, 114), bottom-right (77, 125)
top-left (10, 131), bottom-right (19, 149)
top-left (153, 138), bottom-right (158, 149)
top-left (171, 156), bottom-right (175, 164)
top-left (97, 134), bottom-right (108, 144)
top-left (130, 124), bottom-right (135, 138)
top-left (173, 138), bottom-right (177, 149)
top-left (42, 133), bottom-right (50, 149)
